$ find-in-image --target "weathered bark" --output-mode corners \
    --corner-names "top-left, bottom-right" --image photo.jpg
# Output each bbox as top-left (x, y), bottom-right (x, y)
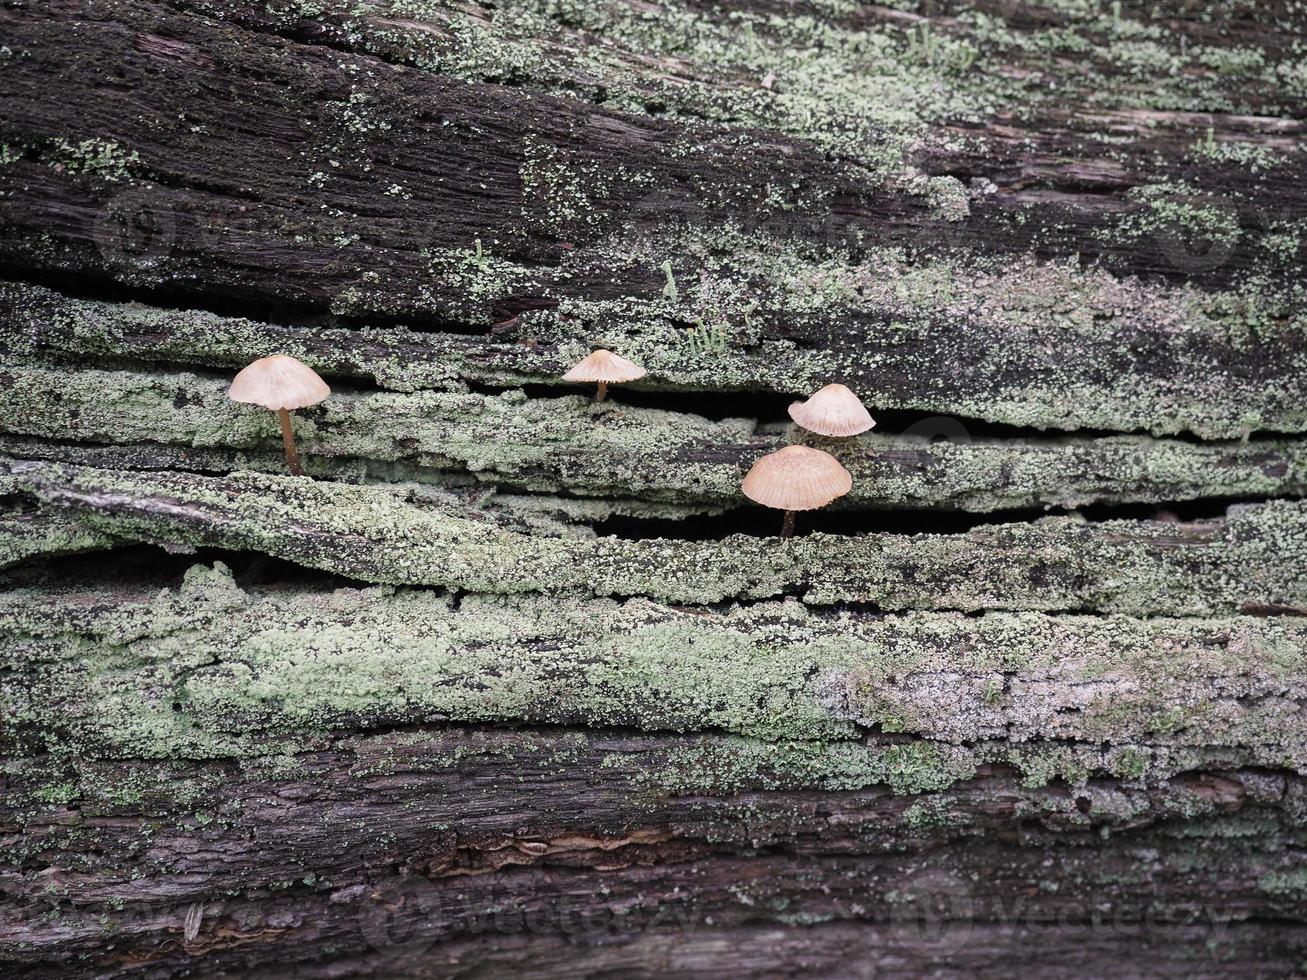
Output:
top-left (3, 725), bottom-right (1305, 978)
top-left (5, 460), bottom-right (1307, 615)
top-left (3, 3), bottom-right (1307, 437)
top-left (3, 364), bottom-right (1306, 511)
top-left (4, 571), bottom-right (1306, 973)
top-left (2, 0), bottom-right (1305, 976)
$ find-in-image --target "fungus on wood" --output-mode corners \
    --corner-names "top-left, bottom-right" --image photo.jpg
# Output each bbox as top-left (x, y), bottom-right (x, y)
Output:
top-left (562, 349), bottom-right (646, 402)
top-left (741, 444), bottom-right (853, 537)
top-left (788, 383), bottom-right (876, 437)
top-left (227, 355), bottom-right (330, 476)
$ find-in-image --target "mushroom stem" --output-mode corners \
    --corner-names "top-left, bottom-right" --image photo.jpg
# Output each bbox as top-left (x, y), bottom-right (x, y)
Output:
top-left (780, 510), bottom-right (796, 538)
top-left (277, 408), bottom-right (304, 476)
top-left (595, 381), bottom-right (608, 402)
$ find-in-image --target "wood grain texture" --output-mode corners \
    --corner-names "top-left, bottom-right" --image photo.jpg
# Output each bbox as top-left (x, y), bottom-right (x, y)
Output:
top-left (4, 725), bottom-right (1305, 978)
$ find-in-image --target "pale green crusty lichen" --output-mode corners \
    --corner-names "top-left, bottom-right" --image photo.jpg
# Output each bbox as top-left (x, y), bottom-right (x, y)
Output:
top-left (2, 562), bottom-right (1304, 788)
top-left (238, 0), bottom-right (1012, 180)
top-left (1101, 180), bottom-right (1243, 260)
top-left (45, 137), bottom-right (142, 182)
top-left (610, 736), bottom-right (976, 798)
top-left (1190, 133), bottom-right (1291, 173)
top-left (7, 460), bottom-right (1307, 617)
top-left (2, 364), bottom-right (1305, 511)
top-left (0, 509), bottom-right (118, 569)
top-left (1259, 867), bottom-right (1307, 899)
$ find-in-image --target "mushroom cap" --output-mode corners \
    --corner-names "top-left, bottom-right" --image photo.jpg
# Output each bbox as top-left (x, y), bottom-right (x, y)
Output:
top-left (228, 355), bottom-right (331, 411)
top-left (563, 349), bottom-right (647, 384)
top-left (787, 383), bottom-right (875, 437)
top-left (741, 445), bottom-right (853, 511)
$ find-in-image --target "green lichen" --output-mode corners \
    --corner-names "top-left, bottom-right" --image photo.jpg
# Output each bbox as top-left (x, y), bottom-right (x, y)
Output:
top-left (1259, 867), bottom-right (1307, 898)
top-left (899, 796), bottom-right (960, 831)
top-left (1, 563), bottom-right (1303, 785)
top-left (1103, 181), bottom-right (1243, 262)
top-left (922, 175), bottom-right (970, 222)
top-left (46, 137), bottom-right (141, 182)
top-left (613, 736), bottom-right (974, 797)
top-left (1190, 131), bottom-right (1290, 173)
top-left (6, 242), bottom-right (1305, 437)
top-left (2, 363), bottom-right (1306, 515)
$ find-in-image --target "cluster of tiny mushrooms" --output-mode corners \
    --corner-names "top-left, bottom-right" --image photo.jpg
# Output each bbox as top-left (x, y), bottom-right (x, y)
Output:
top-left (229, 349), bottom-right (872, 538)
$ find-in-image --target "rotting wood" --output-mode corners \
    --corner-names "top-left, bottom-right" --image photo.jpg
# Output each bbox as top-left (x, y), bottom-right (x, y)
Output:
top-left (3, 724), bottom-right (1305, 978)
top-left (2, 366), bottom-right (1305, 511)
top-left (2, 1), bottom-right (1307, 436)
top-left (5, 460), bottom-right (1307, 616)
top-left (2, 0), bottom-right (1306, 976)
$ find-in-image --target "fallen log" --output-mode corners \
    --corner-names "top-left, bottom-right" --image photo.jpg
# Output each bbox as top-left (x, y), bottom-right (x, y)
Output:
top-left (2, 0), bottom-right (1305, 976)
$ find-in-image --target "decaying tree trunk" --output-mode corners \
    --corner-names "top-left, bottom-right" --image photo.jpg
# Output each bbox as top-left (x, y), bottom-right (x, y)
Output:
top-left (1, 1), bottom-right (1306, 977)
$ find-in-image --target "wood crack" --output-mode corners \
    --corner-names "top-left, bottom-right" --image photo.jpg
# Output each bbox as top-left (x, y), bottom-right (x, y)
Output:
top-left (4, 459), bottom-right (1306, 615)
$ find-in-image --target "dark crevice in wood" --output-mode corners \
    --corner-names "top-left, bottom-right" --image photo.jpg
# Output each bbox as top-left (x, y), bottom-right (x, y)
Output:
top-left (0, 544), bottom-right (366, 593)
top-left (0, 267), bottom-right (494, 338)
top-left (5, 433), bottom-right (1300, 539)
top-left (589, 493), bottom-right (1292, 541)
top-left (471, 378), bottom-right (799, 422)
top-left (499, 378), bottom-right (1301, 441)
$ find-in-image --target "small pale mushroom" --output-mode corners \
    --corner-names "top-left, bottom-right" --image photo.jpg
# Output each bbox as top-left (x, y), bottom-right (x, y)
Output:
top-left (741, 444), bottom-right (852, 538)
top-left (228, 354), bottom-right (330, 476)
top-left (788, 383), bottom-right (875, 437)
top-left (563, 349), bottom-right (646, 402)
